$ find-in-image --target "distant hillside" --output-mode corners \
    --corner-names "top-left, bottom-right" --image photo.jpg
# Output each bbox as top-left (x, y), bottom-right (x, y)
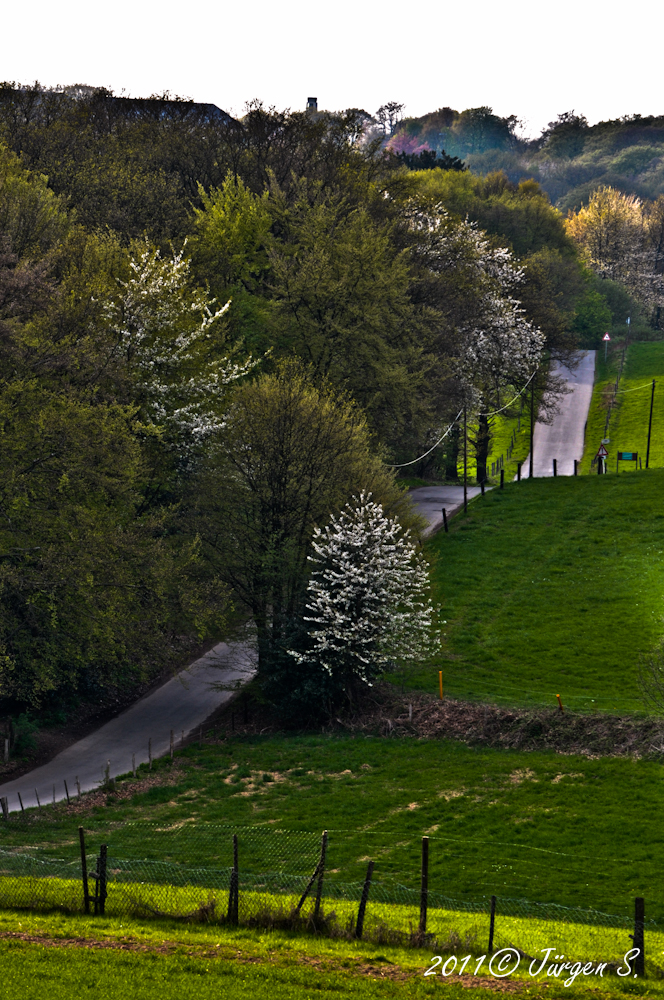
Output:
top-left (387, 108), bottom-right (664, 210)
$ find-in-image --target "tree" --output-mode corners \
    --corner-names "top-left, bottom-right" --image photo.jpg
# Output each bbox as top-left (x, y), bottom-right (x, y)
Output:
top-left (376, 102), bottom-right (405, 137)
top-left (104, 243), bottom-right (256, 463)
top-left (565, 186), bottom-right (664, 315)
top-left (291, 493), bottom-right (434, 712)
top-left (194, 363), bottom-right (412, 685)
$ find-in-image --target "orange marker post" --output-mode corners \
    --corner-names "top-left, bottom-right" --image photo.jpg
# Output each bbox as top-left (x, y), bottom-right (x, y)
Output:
top-left (556, 694), bottom-right (564, 713)
top-left (439, 670), bottom-right (443, 701)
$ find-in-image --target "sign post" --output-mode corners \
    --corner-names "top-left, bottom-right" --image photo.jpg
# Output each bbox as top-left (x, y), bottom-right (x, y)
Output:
top-left (617, 451), bottom-right (638, 474)
top-left (596, 443), bottom-right (608, 475)
top-left (602, 332), bottom-right (611, 362)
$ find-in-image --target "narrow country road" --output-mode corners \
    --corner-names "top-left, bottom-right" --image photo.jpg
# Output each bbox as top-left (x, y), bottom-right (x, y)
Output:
top-left (523, 351), bottom-right (596, 477)
top-left (0, 641), bottom-right (255, 814)
top-left (408, 485), bottom-right (482, 536)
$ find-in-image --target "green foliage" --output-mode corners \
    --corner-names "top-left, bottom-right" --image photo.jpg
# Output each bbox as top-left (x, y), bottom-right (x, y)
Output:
top-left (0, 143), bottom-right (69, 258)
top-left (194, 363), bottom-right (411, 712)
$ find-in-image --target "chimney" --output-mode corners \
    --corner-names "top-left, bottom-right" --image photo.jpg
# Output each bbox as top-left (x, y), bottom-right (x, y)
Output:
top-left (306, 97), bottom-right (318, 112)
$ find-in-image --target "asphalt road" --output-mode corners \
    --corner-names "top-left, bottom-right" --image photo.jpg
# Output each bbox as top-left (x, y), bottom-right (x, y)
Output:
top-left (0, 641), bottom-right (255, 813)
top-left (523, 351), bottom-right (596, 477)
top-left (409, 484), bottom-right (483, 536)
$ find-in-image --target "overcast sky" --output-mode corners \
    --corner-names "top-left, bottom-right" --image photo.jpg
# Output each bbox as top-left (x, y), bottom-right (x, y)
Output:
top-left (3, 0), bottom-right (662, 138)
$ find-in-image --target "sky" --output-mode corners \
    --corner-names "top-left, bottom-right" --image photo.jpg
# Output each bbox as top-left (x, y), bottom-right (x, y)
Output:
top-left (3, 0), bottom-right (662, 138)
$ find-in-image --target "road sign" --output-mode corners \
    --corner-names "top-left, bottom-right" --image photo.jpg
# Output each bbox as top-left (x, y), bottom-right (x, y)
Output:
top-left (603, 333), bottom-right (611, 341)
top-left (596, 445), bottom-right (608, 458)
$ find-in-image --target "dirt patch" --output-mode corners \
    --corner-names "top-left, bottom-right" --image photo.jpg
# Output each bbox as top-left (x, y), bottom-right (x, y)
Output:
top-left (210, 684), bottom-right (664, 759)
top-left (0, 931), bottom-right (531, 990)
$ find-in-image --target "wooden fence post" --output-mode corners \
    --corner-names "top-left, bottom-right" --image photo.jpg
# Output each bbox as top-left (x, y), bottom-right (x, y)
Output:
top-left (314, 830), bottom-right (327, 920)
top-left (227, 834), bottom-right (239, 924)
top-left (553, 459), bottom-right (557, 477)
top-left (64, 780), bottom-right (70, 804)
top-left (442, 508), bottom-right (448, 533)
top-left (633, 897), bottom-right (645, 977)
top-left (419, 836), bottom-right (429, 936)
top-left (488, 895), bottom-right (496, 953)
top-left (355, 860), bottom-right (374, 940)
top-left (79, 827), bottom-right (90, 914)
top-left (17, 792), bottom-right (24, 814)
top-left (0, 797), bottom-right (8, 821)
top-left (500, 469), bottom-right (504, 489)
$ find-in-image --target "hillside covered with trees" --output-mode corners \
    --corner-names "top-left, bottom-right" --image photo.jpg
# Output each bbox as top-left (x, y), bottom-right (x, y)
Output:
top-left (0, 82), bottom-right (661, 726)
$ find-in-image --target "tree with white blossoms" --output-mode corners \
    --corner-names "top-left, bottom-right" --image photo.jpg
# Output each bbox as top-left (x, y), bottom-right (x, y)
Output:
top-left (409, 205), bottom-right (545, 481)
top-left (292, 493), bottom-right (435, 704)
top-left (105, 244), bottom-right (257, 460)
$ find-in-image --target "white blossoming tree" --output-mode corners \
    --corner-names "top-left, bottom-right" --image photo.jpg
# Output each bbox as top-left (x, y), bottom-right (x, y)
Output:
top-left (293, 493), bottom-right (435, 703)
top-left (106, 244), bottom-right (257, 459)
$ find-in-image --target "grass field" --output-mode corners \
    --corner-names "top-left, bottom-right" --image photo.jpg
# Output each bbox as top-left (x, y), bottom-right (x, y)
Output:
top-left (413, 470), bottom-right (664, 714)
top-left (0, 909), bottom-right (653, 1000)
top-left (580, 341), bottom-right (664, 475)
top-left (3, 736), bottom-right (664, 920)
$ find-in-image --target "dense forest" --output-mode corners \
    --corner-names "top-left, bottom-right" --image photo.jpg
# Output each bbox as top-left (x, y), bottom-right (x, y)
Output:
top-left (385, 105), bottom-right (664, 211)
top-left (0, 83), bottom-right (661, 725)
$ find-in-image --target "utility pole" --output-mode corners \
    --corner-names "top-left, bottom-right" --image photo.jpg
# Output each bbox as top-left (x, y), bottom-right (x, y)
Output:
top-left (463, 406), bottom-right (468, 513)
top-left (529, 375), bottom-right (535, 479)
top-left (646, 379), bottom-right (656, 469)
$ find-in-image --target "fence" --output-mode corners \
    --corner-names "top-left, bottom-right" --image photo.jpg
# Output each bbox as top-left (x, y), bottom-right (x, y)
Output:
top-left (0, 823), bottom-right (659, 976)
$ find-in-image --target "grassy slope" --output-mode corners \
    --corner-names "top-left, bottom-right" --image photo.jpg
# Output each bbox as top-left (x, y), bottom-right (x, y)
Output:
top-left (0, 911), bottom-right (643, 1000)
top-left (3, 737), bottom-right (664, 920)
top-left (411, 471), bottom-right (664, 714)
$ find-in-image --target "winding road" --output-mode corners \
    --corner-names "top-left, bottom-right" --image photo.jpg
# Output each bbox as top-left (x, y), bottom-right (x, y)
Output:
top-left (0, 641), bottom-right (255, 814)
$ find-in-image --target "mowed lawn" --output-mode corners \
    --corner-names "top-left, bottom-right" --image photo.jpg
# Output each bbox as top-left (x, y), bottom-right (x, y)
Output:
top-left (4, 737), bottom-right (664, 920)
top-left (421, 470), bottom-right (664, 713)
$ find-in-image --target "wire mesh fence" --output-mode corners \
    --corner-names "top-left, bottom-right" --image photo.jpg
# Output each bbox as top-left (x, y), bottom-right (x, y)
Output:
top-left (0, 823), bottom-right (659, 974)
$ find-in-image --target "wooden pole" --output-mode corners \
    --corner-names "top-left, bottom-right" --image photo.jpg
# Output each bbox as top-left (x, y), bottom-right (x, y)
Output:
top-left (553, 459), bottom-right (557, 477)
top-left (488, 895), bottom-right (496, 953)
top-left (439, 671), bottom-right (443, 701)
top-left (646, 380), bottom-right (655, 469)
top-left (500, 468), bottom-right (504, 489)
top-left (419, 837), bottom-right (429, 935)
top-left (574, 459), bottom-right (578, 476)
top-left (98, 844), bottom-right (108, 916)
top-left (634, 897), bottom-right (645, 977)
top-left (227, 834), bottom-right (239, 924)
top-left (64, 780), bottom-right (70, 804)
top-left (442, 508), bottom-right (448, 533)
top-left (463, 407), bottom-right (468, 513)
top-left (79, 827), bottom-right (90, 914)
top-left (314, 830), bottom-right (328, 920)
top-left (17, 792), bottom-right (24, 814)
top-left (355, 860), bottom-right (374, 939)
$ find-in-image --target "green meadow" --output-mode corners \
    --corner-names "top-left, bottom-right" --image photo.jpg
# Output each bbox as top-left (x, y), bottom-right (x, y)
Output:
top-left (416, 470), bottom-right (664, 714)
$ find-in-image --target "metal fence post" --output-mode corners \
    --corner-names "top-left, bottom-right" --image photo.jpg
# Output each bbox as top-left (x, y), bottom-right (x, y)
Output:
top-left (488, 895), bottom-right (496, 953)
top-left (79, 827), bottom-right (90, 914)
top-left (633, 897), bottom-right (645, 977)
top-left (314, 830), bottom-right (327, 920)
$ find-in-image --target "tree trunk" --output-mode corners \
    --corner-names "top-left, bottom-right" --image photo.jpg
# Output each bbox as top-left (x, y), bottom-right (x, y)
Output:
top-left (475, 413), bottom-right (491, 483)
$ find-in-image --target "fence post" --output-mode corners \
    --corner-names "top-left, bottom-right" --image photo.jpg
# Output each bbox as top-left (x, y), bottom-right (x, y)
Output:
top-left (419, 837), bottom-right (429, 936)
top-left (500, 469), bottom-right (504, 489)
top-left (314, 830), bottom-right (328, 920)
top-left (574, 459), bottom-right (578, 476)
top-left (488, 895), bottom-right (496, 953)
top-left (170, 730), bottom-right (174, 759)
top-left (633, 897), bottom-right (645, 977)
top-left (553, 459), bottom-right (557, 477)
top-left (355, 860), bottom-right (374, 940)
top-left (227, 834), bottom-right (239, 925)
top-left (64, 780), bottom-right (70, 804)
top-left (442, 508), bottom-right (448, 533)
top-left (0, 797), bottom-right (8, 821)
top-left (79, 827), bottom-right (90, 914)
top-left (517, 462), bottom-right (522, 481)
top-left (17, 792), bottom-right (24, 814)
top-left (99, 844), bottom-right (108, 915)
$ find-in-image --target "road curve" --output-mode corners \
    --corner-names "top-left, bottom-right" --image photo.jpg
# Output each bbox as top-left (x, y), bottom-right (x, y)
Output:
top-left (408, 484), bottom-right (483, 536)
top-left (523, 351), bottom-right (596, 477)
top-left (0, 641), bottom-right (255, 813)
